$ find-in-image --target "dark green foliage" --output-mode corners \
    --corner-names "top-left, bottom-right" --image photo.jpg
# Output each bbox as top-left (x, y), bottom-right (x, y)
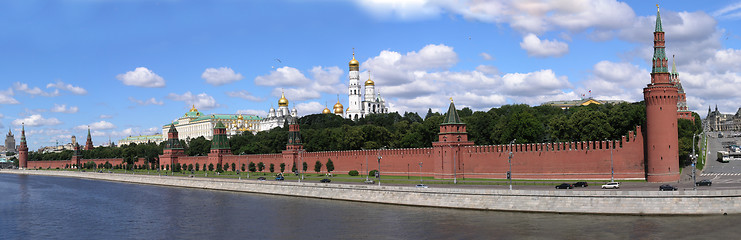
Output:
top-left (185, 136), bottom-right (211, 156)
top-left (314, 160), bottom-right (322, 173)
top-left (195, 163), bottom-right (200, 171)
top-left (223, 163), bottom-right (229, 171)
top-left (257, 162), bottom-right (265, 172)
top-left (326, 158), bottom-right (334, 173)
top-left (302, 162), bottom-right (308, 172)
top-left (231, 163), bottom-right (236, 172)
top-left (348, 170), bottom-right (359, 176)
top-left (208, 163), bottom-right (214, 171)
top-left (369, 169), bottom-right (378, 177)
top-left (188, 164), bottom-right (193, 171)
top-left (241, 163), bottom-right (246, 172)
top-left (269, 163), bottom-right (275, 173)
top-left (248, 162), bottom-right (256, 172)
top-left (280, 163), bottom-right (286, 172)
top-left (678, 112), bottom-right (703, 167)
top-left (216, 163), bottom-right (223, 173)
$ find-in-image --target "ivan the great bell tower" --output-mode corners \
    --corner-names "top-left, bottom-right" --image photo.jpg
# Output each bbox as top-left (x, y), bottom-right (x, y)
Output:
top-left (644, 5), bottom-right (680, 182)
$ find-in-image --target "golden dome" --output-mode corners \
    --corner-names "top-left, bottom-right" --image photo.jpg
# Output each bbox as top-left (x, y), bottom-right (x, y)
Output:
top-left (333, 101), bottom-right (344, 114)
top-left (349, 52), bottom-right (359, 66)
top-left (190, 104), bottom-right (198, 112)
top-left (322, 107), bottom-right (331, 114)
top-left (365, 78), bottom-right (374, 86)
top-left (278, 91), bottom-right (289, 107)
top-left (237, 114), bottom-right (243, 120)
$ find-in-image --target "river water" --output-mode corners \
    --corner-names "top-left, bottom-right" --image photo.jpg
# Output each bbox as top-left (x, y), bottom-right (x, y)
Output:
top-left (1, 173), bottom-right (739, 240)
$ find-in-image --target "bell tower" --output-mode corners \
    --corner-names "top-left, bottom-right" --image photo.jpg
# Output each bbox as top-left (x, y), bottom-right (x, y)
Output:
top-left (643, 5), bottom-right (679, 182)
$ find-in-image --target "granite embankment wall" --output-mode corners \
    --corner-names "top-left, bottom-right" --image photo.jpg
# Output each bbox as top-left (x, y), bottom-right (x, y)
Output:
top-left (4, 170), bottom-right (739, 215)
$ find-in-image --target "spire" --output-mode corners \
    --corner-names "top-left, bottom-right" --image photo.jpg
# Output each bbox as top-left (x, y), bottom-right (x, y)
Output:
top-left (671, 55), bottom-right (677, 74)
top-left (443, 98), bottom-right (462, 124)
top-left (20, 123), bottom-right (26, 144)
top-left (655, 4), bottom-right (663, 32)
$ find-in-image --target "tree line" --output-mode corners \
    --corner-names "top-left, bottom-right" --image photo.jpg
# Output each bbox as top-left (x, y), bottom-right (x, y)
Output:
top-left (28, 102), bottom-right (702, 167)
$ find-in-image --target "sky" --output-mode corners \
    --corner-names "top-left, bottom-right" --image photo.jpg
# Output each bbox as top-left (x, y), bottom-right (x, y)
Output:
top-left (2, 0), bottom-right (741, 151)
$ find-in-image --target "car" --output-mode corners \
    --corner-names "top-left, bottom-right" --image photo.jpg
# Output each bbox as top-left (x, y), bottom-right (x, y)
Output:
top-left (573, 182), bottom-right (588, 187)
top-left (416, 184), bottom-right (428, 188)
top-left (257, 177), bottom-right (266, 181)
top-left (601, 182), bottom-right (620, 189)
top-left (555, 183), bottom-right (573, 189)
top-left (320, 178), bottom-right (331, 183)
top-left (696, 179), bottom-right (712, 186)
top-left (364, 179), bottom-right (375, 184)
top-left (275, 176), bottom-right (284, 181)
top-left (659, 184), bottom-right (677, 191)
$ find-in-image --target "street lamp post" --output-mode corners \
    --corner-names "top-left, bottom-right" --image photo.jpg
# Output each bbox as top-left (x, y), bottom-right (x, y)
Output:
top-left (692, 134), bottom-right (698, 190)
top-left (377, 146), bottom-right (385, 186)
top-left (508, 139), bottom-right (516, 190)
top-left (418, 162), bottom-right (423, 183)
top-left (407, 163), bottom-right (410, 179)
top-left (609, 139), bottom-right (614, 182)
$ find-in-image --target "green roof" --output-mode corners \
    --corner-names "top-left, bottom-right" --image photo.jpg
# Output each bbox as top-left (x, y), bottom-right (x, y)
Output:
top-left (163, 114), bottom-right (262, 127)
top-left (122, 134), bottom-right (163, 141)
top-left (655, 7), bottom-right (663, 32)
top-left (442, 100), bottom-right (463, 124)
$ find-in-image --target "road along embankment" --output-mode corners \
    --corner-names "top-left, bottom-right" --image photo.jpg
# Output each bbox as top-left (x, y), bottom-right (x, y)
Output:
top-left (3, 170), bottom-right (740, 215)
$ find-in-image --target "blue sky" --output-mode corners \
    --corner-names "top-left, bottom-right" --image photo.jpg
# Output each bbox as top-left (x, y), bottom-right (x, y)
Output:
top-left (2, 0), bottom-right (741, 150)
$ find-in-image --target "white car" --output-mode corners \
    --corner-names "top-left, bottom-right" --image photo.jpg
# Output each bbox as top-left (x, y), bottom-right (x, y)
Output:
top-left (601, 182), bottom-right (620, 189)
top-left (416, 184), bottom-right (428, 188)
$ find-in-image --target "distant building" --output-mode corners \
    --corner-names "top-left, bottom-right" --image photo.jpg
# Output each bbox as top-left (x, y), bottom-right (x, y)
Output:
top-left (705, 105), bottom-right (741, 132)
top-left (258, 92), bottom-right (297, 131)
top-left (4, 128), bottom-right (15, 153)
top-left (163, 105), bottom-right (263, 142)
top-left (671, 56), bottom-right (694, 122)
top-left (118, 134), bottom-right (164, 146)
top-left (542, 97), bottom-right (626, 109)
top-left (345, 52), bottom-right (389, 120)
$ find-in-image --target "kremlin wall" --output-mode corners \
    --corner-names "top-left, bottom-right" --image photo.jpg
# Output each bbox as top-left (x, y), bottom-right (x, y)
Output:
top-left (21, 7), bottom-right (680, 182)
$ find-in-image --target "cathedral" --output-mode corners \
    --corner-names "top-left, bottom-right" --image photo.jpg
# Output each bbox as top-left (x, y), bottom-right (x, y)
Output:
top-left (342, 52), bottom-right (388, 120)
top-left (258, 92), bottom-right (298, 131)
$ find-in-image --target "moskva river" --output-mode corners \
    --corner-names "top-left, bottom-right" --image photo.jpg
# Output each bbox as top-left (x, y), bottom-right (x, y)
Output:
top-left (1, 173), bottom-right (739, 239)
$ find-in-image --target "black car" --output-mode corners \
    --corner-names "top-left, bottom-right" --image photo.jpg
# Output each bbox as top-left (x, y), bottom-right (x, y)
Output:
top-left (659, 184), bottom-right (677, 191)
top-left (257, 177), bottom-right (266, 181)
top-left (573, 182), bottom-right (588, 187)
top-left (320, 178), bottom-right (331, 183)
top-left (555, 183), bottom-right (573, 189)
top-left (696, 179), bottom-right (712, 186)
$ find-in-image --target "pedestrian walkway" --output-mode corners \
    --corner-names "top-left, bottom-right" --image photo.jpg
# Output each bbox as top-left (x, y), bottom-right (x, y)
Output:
top-left (701, 172), bottom-right (741, 176)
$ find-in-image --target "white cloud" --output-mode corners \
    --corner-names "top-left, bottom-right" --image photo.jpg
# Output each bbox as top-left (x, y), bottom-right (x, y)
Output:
top-left (295, 101), bottom-right (325, 116)
top-left (201, 67), bottom-right (244, 86)
top-left (226, 90), bottom-right (264, 101)
top-left (0, 88), bottom-right (19, 104)
top-left (271, 88), bottom-right (321, 102)
top-left (479, 52), bottom-right (493, 60)
top-left (13, 82), bottom-right (58, 97)
top-left (0, 113), bottom-right (3, 118)
top-left (713, 2), bottom-right (741, 19)
top-left (581, 61), bottom-right (648, 102)
top-left (50, 104), bottom-right (79, 113)
top-left (519, 34), bottom-right (569, 57)
top-left (99, 114), bottom-right (113, 119)
top-left (254, 66), bottom-right (311, 86)
top-left (167, 91), bottom-right (220, 110)
top-left (12, 114), bottom-right (62, 127)
top-left (501, 69), bottom-right (571, 96)
top-left (356, 0), bottom-right (441, 20)
top-left (75, 121), bottom-right (116, 131)
top-left (46, 80), bottom-right (87, 95)
top-left (362, 44), bottom-right (458, 86)
top-left (128, 97), bottom-right (164, 106)
top-left (116, 67), bottom-right (166, 88)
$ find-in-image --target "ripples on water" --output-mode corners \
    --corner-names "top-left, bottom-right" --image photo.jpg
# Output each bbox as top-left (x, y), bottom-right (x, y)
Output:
top-left (1, 173), bottom-right (739, 240)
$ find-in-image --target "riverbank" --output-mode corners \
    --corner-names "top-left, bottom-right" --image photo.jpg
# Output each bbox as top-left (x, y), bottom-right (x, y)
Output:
top-left (3, 169), bottom-right (739, 215)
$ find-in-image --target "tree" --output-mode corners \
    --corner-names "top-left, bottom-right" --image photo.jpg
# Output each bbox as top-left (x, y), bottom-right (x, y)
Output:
top-left (280, 163), bottom-right (286, 173)
top-left (208, 163), bottom-right (214, 171)
top-left (185, 136), bottom-right (211, 156)
top-left (269, 163), bottom-right (275, 173)
top-left (326, 158), bottom-right (334, 173)
top-left (314, 160), bottom-right (323, 173)
top-left (231, 163), bottom-right (236, 172)
top-left (248, 162), bottom-right (256, 172)
top-left (195, 163), bottom-right (200, 171)
top-left (216, 163), bottom-right (223, 173)
top-left (224, 163), bottom-right (229, 171)
top-left (241, 163), bottom-right (246, 172)
top-left (303, 162), bottom-right (308, 172)
top-left (257, 162), bottom-right (265, 172)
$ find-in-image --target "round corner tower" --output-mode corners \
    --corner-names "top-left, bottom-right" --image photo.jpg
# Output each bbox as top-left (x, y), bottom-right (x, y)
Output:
top-left (644, 6), bottom-right (679, 182)
top-left (18, 124), bottom-right (28, 169)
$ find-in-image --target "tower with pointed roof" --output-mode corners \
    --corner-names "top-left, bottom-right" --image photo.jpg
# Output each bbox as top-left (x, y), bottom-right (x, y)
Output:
top-left (282, 116), bottom-right (303, 174)
top-left (5, 127), bottom-right (15, 153)
top-left (209, 121), bottom-right (231, 166)
top-left (344, 51), bottom-right (388, 120)
top-left (18, 124), bottom-right (28, 169)
top-left (432, 98), bottom-right (474, 179)
top-left (643, 5), bottom-right (680, 182)
top-left (161, 123), bottom-right (185, 170)
top-left (85, 127), bottom-right (94, 150)
top-left (671, 56), bottom-right (694, 122)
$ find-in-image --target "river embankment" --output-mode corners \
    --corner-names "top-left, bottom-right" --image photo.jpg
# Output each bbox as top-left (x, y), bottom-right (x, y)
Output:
top-left (2, 169), bottom-right (739, 215)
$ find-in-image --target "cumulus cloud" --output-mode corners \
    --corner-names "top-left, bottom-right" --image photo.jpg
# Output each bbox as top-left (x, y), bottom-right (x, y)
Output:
top-left (46, 80), bottom-right (87, 95)
top-left (0, 88), bottom-right (19, 104)
top-left (295, 101), bottom-right (325, 116)
top-left (361, 44), bottom-right (458, 86)
top-left (13, 82), bottom-right (58, 97)
top-left (479, 52), bottom-right (493, 60)
top-left (99, 114), bottom-right (113, 119)
top-left (519, 34), bottom-right (569, 57)
top-left (202, 67), bottom-right (244, 86)
top-left (167, 91), bottom-right (220, 110)
top-left (75, 121), bottom-right (116, 131)
top-left (581, 61), bottom-right (648, 102)
top-left (254, 66), bottom-right (311, 86)
top-left (128, 97), bottom-right (164, 106)
top-left (12, 114), bottom-right (62, 127)
top-left (236, 109), bottom-right (268, 117)
top-left (116, 67), bottom-right (165, 88)
top-left (226, 90), bottom-right (264, 101)
top-left (356, 0), bottom-right (442, 20)
top-left (271, 88), bottom-right (321, 102)
top-left (50, 104), bottom-right (79, 113)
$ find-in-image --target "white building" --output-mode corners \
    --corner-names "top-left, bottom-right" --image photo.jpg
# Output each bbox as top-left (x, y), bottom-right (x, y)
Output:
top-left (257, 92), bottom-right (297, 131)
top-left (118, 134), bottom-right (164, 146)
top-left (162, 105), bottom-right (262, 141)
top-left (345, 52), bottom-right (388, 120)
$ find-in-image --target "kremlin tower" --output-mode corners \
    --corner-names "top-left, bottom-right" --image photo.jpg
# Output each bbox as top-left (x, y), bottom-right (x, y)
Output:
top-left (85, 127), bottom-right (94, 150)
top-left (643, 5), bottom-right (680, 182)
top-left (18, 124), bottom-right (28, 169)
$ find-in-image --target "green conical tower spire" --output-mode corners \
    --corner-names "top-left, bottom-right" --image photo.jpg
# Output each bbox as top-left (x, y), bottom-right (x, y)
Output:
top-left (443, 98), bottom-right (462, 124)
top-left (655, 4), bottom-right (663, 32)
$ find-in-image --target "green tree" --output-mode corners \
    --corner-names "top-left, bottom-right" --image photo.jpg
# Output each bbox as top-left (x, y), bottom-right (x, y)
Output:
top-left (280, 163), bottom-right (286, 172)
top-left (257, 162), bottom-right (265, 172)
top-left (303, 162), bottom-right (308, 172)
top-left (241, 163), bottom-right (246, 172)
top-left (326, 158), bottom-right (334, 173)
top-left (269, 163), bottom-right (275, 173)
top-left (186, 136), bottom-right (211, 156)
top-left (248, 162), bottom-right (256, 172)
top-left (195, 163), bottom-right (200, 171)
top-left (208, 163), bottom-right (214, 171)
top-left (223, 163), bottom-right (229, 171)
top-left (216, 163), bottom-right (223, 173)
top-left (314, 160), bottom-right (322, 173)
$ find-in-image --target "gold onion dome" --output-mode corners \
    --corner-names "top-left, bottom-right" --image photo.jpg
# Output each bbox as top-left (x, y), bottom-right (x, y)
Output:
top-left (278, 92), bottom-right (289, 107)
top-left (237, 114), bottom-right (244, 120)
top-left (190, 104), bottom-right (198, 112)
top-left (333, 101), bottom-right (344, 114)
top-left (365, 77), bottom-right (375, 86)
top-left (349, 52), bottom-right (359, 66)
top-left (322, 107), bottom-right (331, 114)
